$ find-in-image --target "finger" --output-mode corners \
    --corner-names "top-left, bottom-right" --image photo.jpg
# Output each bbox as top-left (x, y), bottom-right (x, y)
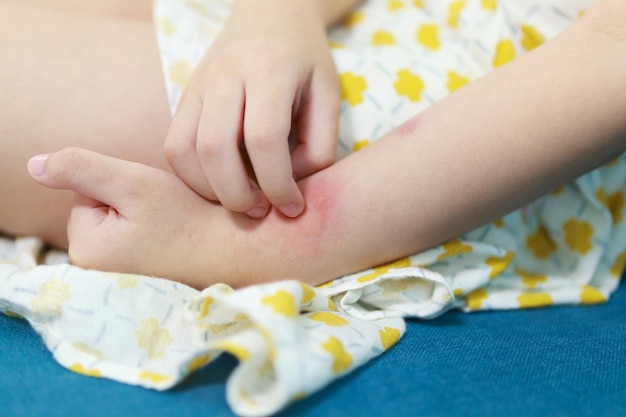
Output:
top-left (27, 147), bottom-right (154, 214)
top-left (290, 69), bottom-right (340, 180)
top-left (196, 78), bottom-right (270, 217)
top-left (244, 77), bottom-right (305, 217)
top-left (163, 97), bottom-right (218, 200)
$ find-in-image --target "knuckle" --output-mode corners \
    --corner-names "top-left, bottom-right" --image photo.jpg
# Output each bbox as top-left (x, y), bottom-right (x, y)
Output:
top-left (163, 125), bottom-right (194, 162)
top-left (251, 44), bottom-right (292, 73)
top-left (255, 57), bottom-right (285, 75)
top-left (220, 193), bottom-right (256, 213)
top-left (163, 138), bottom-right (187, 163)
top-left (245, 123), bottom-right (288, 153)
top-left (195, 134), bottom-right (224, 160)
top-left (309, 147), bottom-right (337, 171)
top-left (52, 147), bottom-right (92, 185)
top-left (259, 179), bottom-right (294, 203)
top-left (245, 131), bottom-right (276, 153)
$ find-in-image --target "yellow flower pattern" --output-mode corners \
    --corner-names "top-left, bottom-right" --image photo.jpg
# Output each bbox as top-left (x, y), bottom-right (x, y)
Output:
top-left (262, 290), bottom-right (298, 317)
top-left (114, 273), bottom-right (139, 288)
top-left (353, 139), bottom-right (370, 151)
top-left (309, 312), bottom-right (349, 327)
top-left (168, 59), bottom-right (193, 92)
top-left (343, 11), bottom-right (365, 28)
top-left (446, 71), bottom-right (470, 92)
top-left (212, 341), bottom-right (251, 362)
top-left (437, 239), bottom-right (473, 261)
top-left (416, 23), bottom-right (441, 51)
top-left (448, 1), bottom-right (466, 28)
top-left (580, 285), bottom-right (606, 305)
top-left (515, 267), bottom-right (547, 289)
top-left (372, 30), bottom-right (397, 46)
top-left (596, 188), bottom-right (625, 225)
top-left (69, 364), bottom-right (102, 378)
top-left (518, 292), bottom-right (553, 309)
top-left (157, 17), bottom-right (177, 36)
top-left (526, 224), bottom-right (557, 259)
top-left (388, 0), bottom-right (406, 12)
top-left (485, 252), bottom-right (514, 279)
top-left (357, 257), bottom-right (412, 283)
top-left (466, 289), bottom-right (489, 310)
top-left (139, 370), bottom-right (171, 384)
top-left (321, 336), bottom-right (353, 374)
top-left (520, 24), bottom-right (544, 51)
top-left (493, 39), bottom-right (515, 67)
top-left (393, 69), bottom-right (425, 102)
top-left (340, 72), bottom-right (368, 106)
top-left (187, 354), bottom-right (212, 373)
top-left (482, 0), bottom-right (497, 11)
top-left (300, 282), bottom-right (316, 304)
top-left (379, 326), bottom-right (402, 350)
top-left (136, 319), bottom-right (173, 360)
top-left (563, 219), bottom-right (594, 254)
top-left (31, 280), bottom-right (70, 316)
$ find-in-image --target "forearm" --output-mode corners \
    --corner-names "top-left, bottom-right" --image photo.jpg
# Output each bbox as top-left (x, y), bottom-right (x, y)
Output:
top-left (229, 10), bottom-right (626, 287)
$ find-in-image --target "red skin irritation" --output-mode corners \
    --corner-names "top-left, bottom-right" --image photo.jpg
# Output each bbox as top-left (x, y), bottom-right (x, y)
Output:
top-left (260, 170), bottom-right (344, 262)
top-left (393, 115), bottom-right (421, 139)
top-left (299, 172), bottom-right (342, 241)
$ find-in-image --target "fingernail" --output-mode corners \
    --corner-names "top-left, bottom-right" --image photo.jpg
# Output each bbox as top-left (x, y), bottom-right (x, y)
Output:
top-left (279, 202), bottom-right (304, 218)
top-left (27, 154), bottom-right (49, 176)
top-left (246, 206), bottom-right (270, 219)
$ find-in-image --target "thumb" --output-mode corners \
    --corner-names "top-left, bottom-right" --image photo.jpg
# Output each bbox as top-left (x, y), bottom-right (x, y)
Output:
top-left (27, 147), bottom-right (145, 211)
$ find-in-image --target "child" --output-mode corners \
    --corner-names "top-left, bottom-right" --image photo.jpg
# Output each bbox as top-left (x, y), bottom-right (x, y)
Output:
top-left (3, 0), bottom-right (626, 291)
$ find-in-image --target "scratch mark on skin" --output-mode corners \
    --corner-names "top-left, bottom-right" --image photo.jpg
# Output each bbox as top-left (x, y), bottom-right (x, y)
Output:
top-left (227, 169), bottom-right (347, 286)
top-left (393, 115), bottom-right (421, 139)
top-left (264, 171), bottom-right (345, 262)
top-left (299, 172), bottom-right (343, 241)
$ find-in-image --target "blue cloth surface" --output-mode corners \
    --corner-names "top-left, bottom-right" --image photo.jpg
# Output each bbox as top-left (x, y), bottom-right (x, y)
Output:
top-left (2, 279), bottom-right (625, 417)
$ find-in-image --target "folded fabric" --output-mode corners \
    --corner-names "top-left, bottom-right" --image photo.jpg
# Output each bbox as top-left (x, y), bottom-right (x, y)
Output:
top-left (0, 237), bottom-right (439, 416)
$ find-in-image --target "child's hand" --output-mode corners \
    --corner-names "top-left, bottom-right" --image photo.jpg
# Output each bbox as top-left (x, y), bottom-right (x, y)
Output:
top-left (163, 0), bottom-right (340, 219)
top-left (27, 148), bottom-right (233, 288)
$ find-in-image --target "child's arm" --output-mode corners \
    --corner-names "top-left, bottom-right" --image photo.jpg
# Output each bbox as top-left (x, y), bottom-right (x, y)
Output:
top-left (163, 0), bottom-right (361, 220)
top-left (29, 1), bottom-right (626, 288)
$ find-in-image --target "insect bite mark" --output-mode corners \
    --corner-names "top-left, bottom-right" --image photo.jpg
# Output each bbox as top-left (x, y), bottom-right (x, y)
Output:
top-left (394, 116), bottom-right (421, 138)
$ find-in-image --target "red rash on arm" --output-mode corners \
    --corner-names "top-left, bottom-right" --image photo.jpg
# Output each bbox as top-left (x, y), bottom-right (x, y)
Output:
top-left (231, 169), bottom-right (347, 285)
top-left (298, 171), bottom-right (344, 240)
top-left (393, 115), bottom-right (421, 138)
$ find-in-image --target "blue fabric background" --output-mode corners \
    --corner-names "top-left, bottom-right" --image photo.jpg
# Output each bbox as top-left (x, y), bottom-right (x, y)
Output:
top-left (2, 278), bottom-right (625, 417)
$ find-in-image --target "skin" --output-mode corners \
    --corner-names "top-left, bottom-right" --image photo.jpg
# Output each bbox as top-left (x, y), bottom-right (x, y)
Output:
top-left (0, 0), bottom-right (358, 248)
top-left (7, 0), bottom-right (626, 289)
top-left (11, 0), bottom-right (153, 20)
top-left (0, 0), bottom-right (170, 247)
top-left (27, 148), bottom-right (349, 288)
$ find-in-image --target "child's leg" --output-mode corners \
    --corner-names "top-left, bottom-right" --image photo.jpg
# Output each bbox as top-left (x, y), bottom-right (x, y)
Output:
top-left (4, 0), bottom-right (153, 20)
top-left (0, 2), bottom-right (171, 248)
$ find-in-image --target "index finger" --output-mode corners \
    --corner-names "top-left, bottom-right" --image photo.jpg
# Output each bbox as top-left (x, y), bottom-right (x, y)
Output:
top-left (243, 78), bottom-right (305, 217)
